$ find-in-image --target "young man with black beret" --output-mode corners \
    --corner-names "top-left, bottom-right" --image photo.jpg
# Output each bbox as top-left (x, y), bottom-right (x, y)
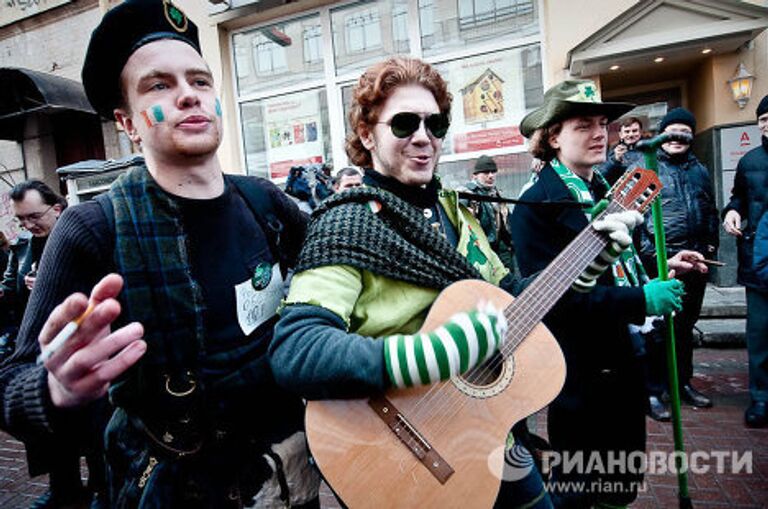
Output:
top-left (0, 1), bottom-right (317, 506)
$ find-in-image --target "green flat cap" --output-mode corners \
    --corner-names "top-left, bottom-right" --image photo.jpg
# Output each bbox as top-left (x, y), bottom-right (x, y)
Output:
top-left (520, 80), bottom-right (634, 138)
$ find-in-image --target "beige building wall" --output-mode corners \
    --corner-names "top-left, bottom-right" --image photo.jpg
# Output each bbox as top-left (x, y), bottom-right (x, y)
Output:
top-left (540, 0), bottom-right (636, 86)
top-left (540, 0), bottom-right (768, 132)
top-left (0, 0), bottom-right (100, 82)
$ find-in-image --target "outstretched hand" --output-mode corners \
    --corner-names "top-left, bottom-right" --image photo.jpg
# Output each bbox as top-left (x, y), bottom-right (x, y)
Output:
top-left (41, 274), bottom-right (146, 408)
top-left (668, 250), bottom-right (708, 276)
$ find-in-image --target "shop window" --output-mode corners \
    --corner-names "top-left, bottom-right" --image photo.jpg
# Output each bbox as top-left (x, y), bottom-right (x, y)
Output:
top-left (345, 8), bottom-right (382, 53)
top-left (235, 44), bottom-right (250, 79)
top-left (240, 89), bottom-right (332, 181)
top-left (304, 25), bottom-right (323, 64)
top-left (232, 1), bottom-right (543, 182)
top-left (419, 0), bottom-right (537, 57)
top-left (332, 0), bottom-right (409, 76)
top-left (255, 39), bottom-right (287, 75)
top-left (434, 44), bottom-right (541, 156)
top-left (522, 45), bottom-right (543, 109)
top-left (233, 15), bottom-right (324, 96)
top-left (437, 152), bottom-right (534, 199)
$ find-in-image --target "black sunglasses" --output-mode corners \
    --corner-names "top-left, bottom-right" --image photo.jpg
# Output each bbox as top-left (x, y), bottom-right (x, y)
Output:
top-left (380, 112), bottom-right (450, 139)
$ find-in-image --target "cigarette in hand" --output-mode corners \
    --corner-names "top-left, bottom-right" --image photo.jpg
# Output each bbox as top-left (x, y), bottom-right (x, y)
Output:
top-left (36, 302), bottom-right (96, 365)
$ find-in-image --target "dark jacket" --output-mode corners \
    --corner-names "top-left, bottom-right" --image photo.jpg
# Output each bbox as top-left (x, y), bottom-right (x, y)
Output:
top-left (634, 149), bottom-right (719, 270)
top-left (461, 181), bottom-right (516, 270)
top-left (597, 145), bottom-right (644, 185)
top-left (754, 212), bottom-right (768, 286)
top-left (509, 164), bottom-right (646, 408)
top-left (1, 235), bottom-right (46, 309)
top-left (0, 174), bottom-right (308, 500)
top-left (723, 137), bottom-right (768, 290)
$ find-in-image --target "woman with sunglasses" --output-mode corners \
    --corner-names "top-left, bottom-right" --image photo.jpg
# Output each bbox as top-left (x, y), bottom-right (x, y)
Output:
top-left (269, 57), bottom-right (638, 508)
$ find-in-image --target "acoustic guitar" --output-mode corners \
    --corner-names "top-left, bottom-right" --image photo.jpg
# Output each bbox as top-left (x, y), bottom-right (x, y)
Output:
top-left (305, 168), bottom-right (662, 508)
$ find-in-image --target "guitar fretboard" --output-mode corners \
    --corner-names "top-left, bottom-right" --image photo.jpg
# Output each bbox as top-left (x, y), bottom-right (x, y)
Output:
top-left (501, 201), bottom-right (626, 356)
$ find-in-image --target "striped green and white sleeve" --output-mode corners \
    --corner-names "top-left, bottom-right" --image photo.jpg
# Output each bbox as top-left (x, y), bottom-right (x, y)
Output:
top-left (383, 308), bottom-right (506, 388)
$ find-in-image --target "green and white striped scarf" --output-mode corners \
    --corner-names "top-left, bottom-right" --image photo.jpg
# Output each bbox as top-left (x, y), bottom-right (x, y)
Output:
top-left (551, 158), bottom-right (647, 287)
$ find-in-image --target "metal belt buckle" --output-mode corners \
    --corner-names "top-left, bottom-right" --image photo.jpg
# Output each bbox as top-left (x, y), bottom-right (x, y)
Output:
top-left (164, 372), bottom-right (197, 397)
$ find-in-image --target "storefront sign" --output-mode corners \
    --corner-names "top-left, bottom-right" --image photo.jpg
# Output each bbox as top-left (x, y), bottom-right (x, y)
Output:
top-left (453, 126), bottom-right (524, 153)
top-left (437, 47), bottom-right (532, 156)
top-left (264, 93), bottom-right (325, 180)
top-left (720, 124), bottom-right (761, 170)
top-left (1, 0), bottom-right (72, 28)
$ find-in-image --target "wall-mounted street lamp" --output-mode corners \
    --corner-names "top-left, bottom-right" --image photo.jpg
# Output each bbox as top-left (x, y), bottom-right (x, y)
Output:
top-left (728, 63), bottom-right (755, 109)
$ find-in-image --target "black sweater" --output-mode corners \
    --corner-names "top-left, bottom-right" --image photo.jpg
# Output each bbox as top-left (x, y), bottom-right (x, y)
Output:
top-left (0, 202), bottom-right (113, 472)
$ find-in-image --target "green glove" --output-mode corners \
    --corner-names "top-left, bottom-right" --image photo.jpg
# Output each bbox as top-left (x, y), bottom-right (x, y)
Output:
top-left (383, 307), bottom-right (506, 388)
top-left (643, 279), bottom-right (685, 316)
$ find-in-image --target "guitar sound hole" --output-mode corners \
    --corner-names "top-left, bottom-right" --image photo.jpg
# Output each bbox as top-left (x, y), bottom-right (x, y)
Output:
top-left (462, 352), bottom-right (504, 386)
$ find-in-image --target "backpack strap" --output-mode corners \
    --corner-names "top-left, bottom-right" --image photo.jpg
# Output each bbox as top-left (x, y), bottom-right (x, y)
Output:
top-left (227, 174), bottom-right (286, 274)
top-left (95, 178), bottom-right (287, 274)
top-left (94, 192), bottom-right (115, 232)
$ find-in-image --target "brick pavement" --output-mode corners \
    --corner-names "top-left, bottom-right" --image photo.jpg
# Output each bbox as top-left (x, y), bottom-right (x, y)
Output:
top-left (1, 347), bottom-right (765, 508)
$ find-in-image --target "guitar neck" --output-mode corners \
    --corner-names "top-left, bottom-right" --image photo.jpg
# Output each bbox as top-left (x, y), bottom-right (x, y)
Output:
top-left (502, 201), bottom-right (626, 354)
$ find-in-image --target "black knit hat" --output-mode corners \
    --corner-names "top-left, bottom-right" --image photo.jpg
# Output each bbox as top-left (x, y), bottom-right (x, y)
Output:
top-left (658, 107), bottom-right (696, 134)
top-left (473, 155), bottom-right (498, 174)
top-left (756, 95), bottom-right (768, 119)
top-left (82, 0), bottom-right (201, 120)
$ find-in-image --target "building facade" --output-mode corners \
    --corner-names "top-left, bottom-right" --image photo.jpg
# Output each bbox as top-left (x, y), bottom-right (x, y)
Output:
top-left (1, 0), bottom-right (768, 284)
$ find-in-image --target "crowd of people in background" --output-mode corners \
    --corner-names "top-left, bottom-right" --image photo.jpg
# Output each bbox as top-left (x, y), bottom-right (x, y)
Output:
top-left (0, 1), bottom-right (767, 508)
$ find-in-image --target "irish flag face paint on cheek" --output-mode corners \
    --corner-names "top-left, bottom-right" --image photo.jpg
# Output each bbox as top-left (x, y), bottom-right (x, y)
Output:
top-left (140, 105), bottom-right (165, 128)
top-left (215, 98), bottom-right (222, 117)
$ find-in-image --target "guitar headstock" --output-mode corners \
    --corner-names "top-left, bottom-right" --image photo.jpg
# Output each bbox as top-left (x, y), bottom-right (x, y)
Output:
top-left (609, 168), bottom-right (662, 213)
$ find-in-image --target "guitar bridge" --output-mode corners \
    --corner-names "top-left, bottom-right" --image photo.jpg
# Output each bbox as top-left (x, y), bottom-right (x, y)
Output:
top-left (369, 396), bottom-right (455, 484)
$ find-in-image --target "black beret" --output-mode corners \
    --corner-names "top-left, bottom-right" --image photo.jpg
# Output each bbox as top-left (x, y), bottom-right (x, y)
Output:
top-left (473, 155), bottom-right (498, 174)
top-left (82, 0), bottom-right (201, 120)
top-left (658, 107), bottom-right (696, 134)
top-left (756, 95), bottom-right (768, 119)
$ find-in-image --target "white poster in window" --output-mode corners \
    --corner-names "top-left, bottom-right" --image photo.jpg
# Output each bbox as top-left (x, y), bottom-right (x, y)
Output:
top-left (264, 92), bottom-right (324, 179)
top-left (438, 50), bottom-right (527, 154)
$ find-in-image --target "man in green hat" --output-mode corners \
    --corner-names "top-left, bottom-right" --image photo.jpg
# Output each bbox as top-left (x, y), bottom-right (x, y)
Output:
top-left (462, 155), bottom-right (517, 274)
top-left (511, 80), bottom-right (693, 508)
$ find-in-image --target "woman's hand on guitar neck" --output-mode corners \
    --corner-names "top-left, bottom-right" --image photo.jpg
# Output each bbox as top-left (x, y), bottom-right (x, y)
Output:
top-left (383, 306), bottom-right (506, 389)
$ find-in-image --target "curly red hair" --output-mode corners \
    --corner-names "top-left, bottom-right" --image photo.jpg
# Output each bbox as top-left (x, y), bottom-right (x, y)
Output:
top-left (346, 57), bottom-right (452, 168)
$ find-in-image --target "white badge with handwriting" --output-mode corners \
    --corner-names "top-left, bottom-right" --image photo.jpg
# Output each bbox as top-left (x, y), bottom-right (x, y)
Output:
top-left (235, 263), bottom-right (284, 336)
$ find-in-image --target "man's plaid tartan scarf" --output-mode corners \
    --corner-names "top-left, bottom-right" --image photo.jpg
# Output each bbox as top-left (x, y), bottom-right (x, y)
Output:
top-left (109, 165), bottom-right (206, 370)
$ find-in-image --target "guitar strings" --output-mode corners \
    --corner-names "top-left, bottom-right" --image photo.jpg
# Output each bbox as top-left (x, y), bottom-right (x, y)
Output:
top-left (385, 172), bottom-right (645, 424)
top-left (415, 218), bottom-right (610, 438)
top-left (375, 173), bottom-right (656, 483)
top-left (405, 201), bottom-right (629, 436)
top-left (412, 223), bottom-right (604, 434)
top-left (403, 222), bottom-right (601, 429)
top-left (380, 205), bottom-right (621, 485)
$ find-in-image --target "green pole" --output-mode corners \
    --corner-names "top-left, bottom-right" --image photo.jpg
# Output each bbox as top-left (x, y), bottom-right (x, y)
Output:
top-left (642, 147), bottom-right (692, 509)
